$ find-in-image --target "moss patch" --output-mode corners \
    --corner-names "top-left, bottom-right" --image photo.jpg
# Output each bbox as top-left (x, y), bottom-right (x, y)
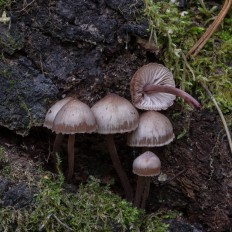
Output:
top-left (0, 150), bottom-right (179, 232)
top-left (143, 0), bottom-right (232, 113)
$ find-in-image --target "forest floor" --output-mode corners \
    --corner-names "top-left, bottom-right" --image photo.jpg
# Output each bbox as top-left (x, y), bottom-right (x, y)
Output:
top-left (0, 107), bottom-right (231, 231)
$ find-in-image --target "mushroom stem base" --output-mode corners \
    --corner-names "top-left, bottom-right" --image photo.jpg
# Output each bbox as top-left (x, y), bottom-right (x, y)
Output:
top-left (66, 134), bottom-right (76, 180)
top-left (51, 134), bottom-right (64, 172)
top-left (134, 176), bottom-right (145, 208)
top-left (106, 134), bottom-right (134, 202)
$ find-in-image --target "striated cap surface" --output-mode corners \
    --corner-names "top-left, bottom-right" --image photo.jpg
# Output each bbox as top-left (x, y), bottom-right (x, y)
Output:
top-left (133, 151), bottom-right (161, 177)
top-left (127, 111), bottom-right (174, 147)
top-left (52, 99), bottom-right (97, 134)
top-left (91, 93), bottom-right (139, 134)
top-left (43, 97), bottom-right (74, 129)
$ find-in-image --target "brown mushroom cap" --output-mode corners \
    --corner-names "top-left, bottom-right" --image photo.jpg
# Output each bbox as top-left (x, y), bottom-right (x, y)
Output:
top-left (130, 63), bottom-right (176, 110)
top-left (52, 99), bottom-right (97, 134)
top-left (91, 93), bottom-right (139, 134)
top-left (127, 111), bottom-right (174, 147)
top-left (43, 97), bottom-right (74, 129)
top-left (133, 151), bottom-right (161, 177)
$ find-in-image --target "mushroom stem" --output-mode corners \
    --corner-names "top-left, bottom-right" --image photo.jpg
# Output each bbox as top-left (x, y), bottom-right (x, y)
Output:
top-left (134, 176), bottom-right (146, 208)
top-left (141, 177), bottom-right (151, 209)
top-left (51, 134), bottom-right (64, 172)
top-left (53, 134), bottom-right (64, 154)
top-left (106, 134), bottom-right (134, 202)
top-left (66, 134), bottom-right (76, 180)
top-left (143, 84), bottom-right (201, 110)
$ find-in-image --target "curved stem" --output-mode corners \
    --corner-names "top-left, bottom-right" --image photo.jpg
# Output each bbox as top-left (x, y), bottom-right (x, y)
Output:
top-left (143, 84), bottom-right (201, 110)
top-left (134, 176), bottom-right (145, 208)
top-left (66, 134), bottom-right (76, 180)
top-left (106, 134), bottom-right (134, 202)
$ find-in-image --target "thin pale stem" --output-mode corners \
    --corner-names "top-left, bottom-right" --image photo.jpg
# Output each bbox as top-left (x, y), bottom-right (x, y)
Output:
top-left (143, 84), bottom-right (201, 110)
top-left (106, 134), bottom-right (134, 202)
top-left (134, 176), bottom-right (146, 208)
top-left (66, 134), bottom-right (76, 180)
top-left (203, 85), bottom-right (232, 154)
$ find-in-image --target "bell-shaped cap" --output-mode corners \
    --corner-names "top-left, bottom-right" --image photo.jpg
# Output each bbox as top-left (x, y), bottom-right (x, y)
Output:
top-left (130, 63), bottom-right (176, 110)
top-left (91, 93), bottom-right (139, 134)
top-left (133, 151), bottom-right (161, 177)
top-left (127, 111), bottom-right (174, 147)
top-left (43, 97), bottom-right (74, 129)
top-left (52, 99), bottom-right (97, 134)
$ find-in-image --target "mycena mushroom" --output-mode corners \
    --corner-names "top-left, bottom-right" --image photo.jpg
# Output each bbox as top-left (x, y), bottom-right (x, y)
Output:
top-left (127, 111), bottom-right (175, 149)
top-left (52, 99), bottom-right (97, 180)
top-left (133, 151), bottom-right (161, 209)
top-left (91, 93), bottom-right (139, 202)
top-left (130, 63), bottom-right (201, 110)
top-left (44, 97), bottom-right (74, 170)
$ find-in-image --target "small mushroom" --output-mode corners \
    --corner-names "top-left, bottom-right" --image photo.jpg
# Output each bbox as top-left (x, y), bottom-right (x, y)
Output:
top-left (91, 93), bottom-right (139, 201)
top-left (127, 111), bottom-right (174, 149)
top-left (130, 63), bottom-right (201, 110)
top-left (52, 99), bottom-right (97, 180)
top-left (44, 97), bottom-right (74, 169)
top-left (133, 151), bottom-right (161, 209)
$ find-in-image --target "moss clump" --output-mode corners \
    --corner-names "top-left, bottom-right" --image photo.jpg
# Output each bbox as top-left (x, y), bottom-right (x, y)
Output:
top-left (0, 156), bottom-right (177, 232)
top-left (0, 0), bottom-right (11, 9)
top-left (144, 0), bottom-right (232, 113)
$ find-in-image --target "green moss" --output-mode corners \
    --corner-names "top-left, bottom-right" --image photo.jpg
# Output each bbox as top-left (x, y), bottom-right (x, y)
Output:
top-left (142, 210), bottom-right (180, 232)
top-left (0, 0), bottom-right (11, 9)
top-left (0, 158), bottom-right (177, 232)
top-left (143, 0), bottom-right (232, 113)
top-left (0, 146), bottom-right (11, 175)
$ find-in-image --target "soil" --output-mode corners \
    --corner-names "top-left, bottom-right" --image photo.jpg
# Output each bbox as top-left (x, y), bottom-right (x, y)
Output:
top-left (0, 0), bottom-right (231, 231)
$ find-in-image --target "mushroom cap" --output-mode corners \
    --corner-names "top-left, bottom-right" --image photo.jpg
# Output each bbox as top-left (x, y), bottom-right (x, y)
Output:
top-left (43, 97), bottom-right (74, 129)
top-left (91, 93), bottom-right (139, 134)
top-left (52, 99), bottom-right (97, 134)
top-left (133, 151), bottom-right (161, 177)
top-left (130, 63), bottom-right (176, 110)
top-left (127, 111), bottom-right (174, 147)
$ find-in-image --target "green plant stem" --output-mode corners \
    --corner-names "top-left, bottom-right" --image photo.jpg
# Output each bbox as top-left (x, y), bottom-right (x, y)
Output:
top-left (203, 85), bottom-right (232, 154)
top-left (51, 134), bottom-right (64, 172)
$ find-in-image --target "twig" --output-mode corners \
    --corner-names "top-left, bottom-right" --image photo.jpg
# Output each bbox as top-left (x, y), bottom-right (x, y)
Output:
top-left (16, 0), bottom-right (36, 13)
top-left (203, 85), bottom-right (232, 155)
top-left (39, 213), bottom-right (74, 231)
top-left (159, 169), bottom-right (186, 186)
top-left (187, 0), bottom-right (232, 57)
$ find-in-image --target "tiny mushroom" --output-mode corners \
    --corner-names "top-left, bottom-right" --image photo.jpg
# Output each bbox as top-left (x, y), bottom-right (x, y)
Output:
top-left (52, 99), bottom-right (97, 180)
top-left (127, 111), bottom-right (175, 149)
top-left (91, 93), bottom-right (139, 201)
top-left (133, 151), bottom-right (161, 209)
top-left (130, 63), bottom-right (201, 110)
top-left (44, 97), bottom-right (74, 169)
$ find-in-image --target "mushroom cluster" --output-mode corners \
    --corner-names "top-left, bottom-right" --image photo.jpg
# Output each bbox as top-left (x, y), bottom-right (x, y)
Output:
top-left (128, 63), bottom-right (201, 208)
top-left (43, 62), bottom-right (200, 207)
